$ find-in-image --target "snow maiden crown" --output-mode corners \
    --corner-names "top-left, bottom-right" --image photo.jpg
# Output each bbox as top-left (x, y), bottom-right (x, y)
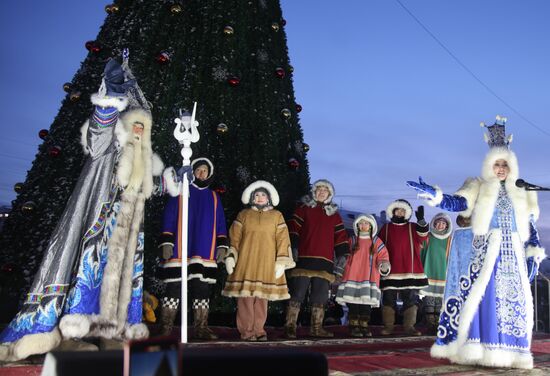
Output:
top-left (479, 115), bottom-right (519, 182)
top-left (481, 115), bottom-right (512, 149)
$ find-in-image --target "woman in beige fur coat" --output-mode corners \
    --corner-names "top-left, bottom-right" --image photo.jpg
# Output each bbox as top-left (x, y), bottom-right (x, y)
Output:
top-left (222, 180), bottom-right (295, 341)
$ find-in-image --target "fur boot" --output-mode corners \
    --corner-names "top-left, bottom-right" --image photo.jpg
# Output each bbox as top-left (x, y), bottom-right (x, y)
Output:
top-left (380, 305), bottom-right (395, 335)
top-left (193, 307), bottom-right (218, 340)
top-left (359, 315), bottom-right (372, 337)
top-left (158, 306), bottom-right (178, 337)
top-left (284, 300), bottom-right (301, 339)
top-left (309, 304), bottom-right (334, 338)
top-left (403, 306), bottom-right (422, 336)
top-left (348, 313), bottom-right (363, 337)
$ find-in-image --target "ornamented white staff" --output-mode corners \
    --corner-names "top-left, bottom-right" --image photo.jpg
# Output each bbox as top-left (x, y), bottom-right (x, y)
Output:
top-left (173, 102), bottom-right (200, 343)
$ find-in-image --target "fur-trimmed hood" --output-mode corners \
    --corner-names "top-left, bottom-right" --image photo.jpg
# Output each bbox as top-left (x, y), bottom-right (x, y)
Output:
top-left (311, 179), bottom-right (335, 204)
top-left (241, 180), bottom-right (280, 207)
top-left (301, 195), bottom-right (339, 216)
top-left (386, 199), bottom-right (413, 221)
top-left (299, 179), bottom-right (339, 216)
top-left (480, 147), bottom-right (519, 182)
top-left (454, 148), bottom-right (539, 241)
top-left (191, 157), bottom-right (215, 188)
top-left (353, 214), bottom-right (378, 237)
top-left (430, 213), bottom-right (453, 239)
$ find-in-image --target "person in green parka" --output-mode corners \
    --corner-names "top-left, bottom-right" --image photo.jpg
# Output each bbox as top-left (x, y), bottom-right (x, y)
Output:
top-left (420, 213), bottom-right (453, 334)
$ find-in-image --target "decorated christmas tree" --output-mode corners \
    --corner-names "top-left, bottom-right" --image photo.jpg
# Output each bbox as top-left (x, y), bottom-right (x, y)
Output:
top-left (0, 0), bottom-right (310, 309)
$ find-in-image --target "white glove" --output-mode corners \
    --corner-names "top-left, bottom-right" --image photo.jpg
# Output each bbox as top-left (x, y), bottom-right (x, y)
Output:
top-left (225, 257), bottom-right (235, 275)
top-left (275, 264), bottom-right (285, 279)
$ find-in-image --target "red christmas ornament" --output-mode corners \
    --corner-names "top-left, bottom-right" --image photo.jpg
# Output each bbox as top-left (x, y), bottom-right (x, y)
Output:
top-left (49, 146), bottom-right (62, 157)
top-left (288, 158), bottom-right (300, 170)
top-left (295, 104), bottom-right (302, 113)
top-left (214, 185), bottom-right (227, 194)
top-left (85, 40), bottom-right (99, 52)
top-left (38, 129), bottom-right (49, 140)
top-left (275, 67), bottom-right (285, 79)
top-left (156, 51), bottom-right (171, 64)
top-left (227, 77), bottom-right (240, 87)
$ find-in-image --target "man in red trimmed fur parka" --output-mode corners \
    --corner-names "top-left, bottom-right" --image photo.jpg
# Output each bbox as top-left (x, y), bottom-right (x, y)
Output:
top-left (378, 199), bottom-right (429, 336)
top-left (285, 179), bottom-right (350, 338)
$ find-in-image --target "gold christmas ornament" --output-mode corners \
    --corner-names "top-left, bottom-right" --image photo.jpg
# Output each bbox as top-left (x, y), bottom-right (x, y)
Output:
top-left (170, 4), bottom-right (182, 14)
top-left (217, 123), bottom-right (229, 134)
top-left (223, 25), bottom-right (234, 35)
top-left (271, 22), bottom-right (280, 32)
top-left (281, 108), bottom-right (291, 120)
top-left (69, 91), bottom-right (81, 102)
top-left (21, 201), bottom-right (36, 214)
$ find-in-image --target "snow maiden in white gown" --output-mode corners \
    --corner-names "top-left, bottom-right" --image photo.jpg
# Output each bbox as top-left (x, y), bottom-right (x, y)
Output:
top-left (407, 117), bottom-right (546, 369)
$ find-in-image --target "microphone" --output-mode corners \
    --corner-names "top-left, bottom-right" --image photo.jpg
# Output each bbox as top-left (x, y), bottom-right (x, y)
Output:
top-left (515, 179), bottom-right (550, 191)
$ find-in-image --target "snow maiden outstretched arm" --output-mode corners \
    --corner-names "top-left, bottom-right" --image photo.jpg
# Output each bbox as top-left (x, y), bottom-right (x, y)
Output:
top-left (406, 176), bottom-right (469, 212)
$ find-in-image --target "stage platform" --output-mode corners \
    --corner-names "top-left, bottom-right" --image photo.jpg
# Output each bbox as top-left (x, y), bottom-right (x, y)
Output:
top-left (1, 325), bottom-right (550, 375)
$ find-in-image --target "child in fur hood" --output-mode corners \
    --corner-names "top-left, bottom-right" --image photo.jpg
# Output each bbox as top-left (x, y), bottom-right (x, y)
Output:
top-left (222, 180), bottom-right (295, 341)
top-left (335, 214), bottom-right (390, 337)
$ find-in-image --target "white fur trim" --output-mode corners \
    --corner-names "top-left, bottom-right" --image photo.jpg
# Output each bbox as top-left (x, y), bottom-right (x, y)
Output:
top-left (455, 176), bottom-right (537, 241)
top-left (353, 214), bottom-right (378, 236)
top-left (311, 179), bottom-right (335, 203)
top-left (443, 230), bottom-right (534, 368)
top-left (425, 186), bottom-right (443, 207)
top-left (386, 200), bottom-right (413, 221)
top-left (59, 314), bottom-right (91, 339)
top-left (152, 153), bottom-right (164, 176)
top-left (241, 180), bottom-right (280, 206)
top-left (163, 167), bottom-right (181, 197)
top-left (430, 213), bottom-right (453, 239)
top-left (226, 247), bottom-right (239, 264)
top-left (91, 93), bottom-right (129, 112)
top-left (0, 345), bottom-right (9, 361)
top-left (124, 323), bottom-right (149, 340)
top-left (10, 328), bottom-right (62, 361)
top-left (525, 245), bottom-right (546, 262)
top-left (80, 120), bottom-right (90, 155)
top-left (117, 109), bottom-right (154, 197)
top-left (454, 178), bottom-right (480, 218)
top-left (114, 119), bottom-right (128, 148)
top-left (481, 147), bottom-right (519, 182)
top-left (191, 157), bottom-right (214, 179)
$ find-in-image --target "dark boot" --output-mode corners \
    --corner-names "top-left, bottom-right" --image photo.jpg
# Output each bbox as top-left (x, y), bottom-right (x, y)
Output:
top-left (284, 300), bottom-right (301, 339)
top-left (425, 313), bottom-right (438, 335)
top-left (348, 313), bottom-right (363, 338)
top-left (193, 307), bottom-right (218, 340)
top-left (359, 315), bottom-right (372, 337)
top-left (158, 306), bottom-right (178, 336)
top-left (380, 306), bottom-right (395, 335)
top-left (403, 306), bottom-right (421, 336)
top-left (309, 304), bottom-right (334, 338)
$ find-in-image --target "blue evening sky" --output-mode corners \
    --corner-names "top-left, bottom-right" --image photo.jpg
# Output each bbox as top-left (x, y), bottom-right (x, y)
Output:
top-left (1, 1), bottom-right (549, 237)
